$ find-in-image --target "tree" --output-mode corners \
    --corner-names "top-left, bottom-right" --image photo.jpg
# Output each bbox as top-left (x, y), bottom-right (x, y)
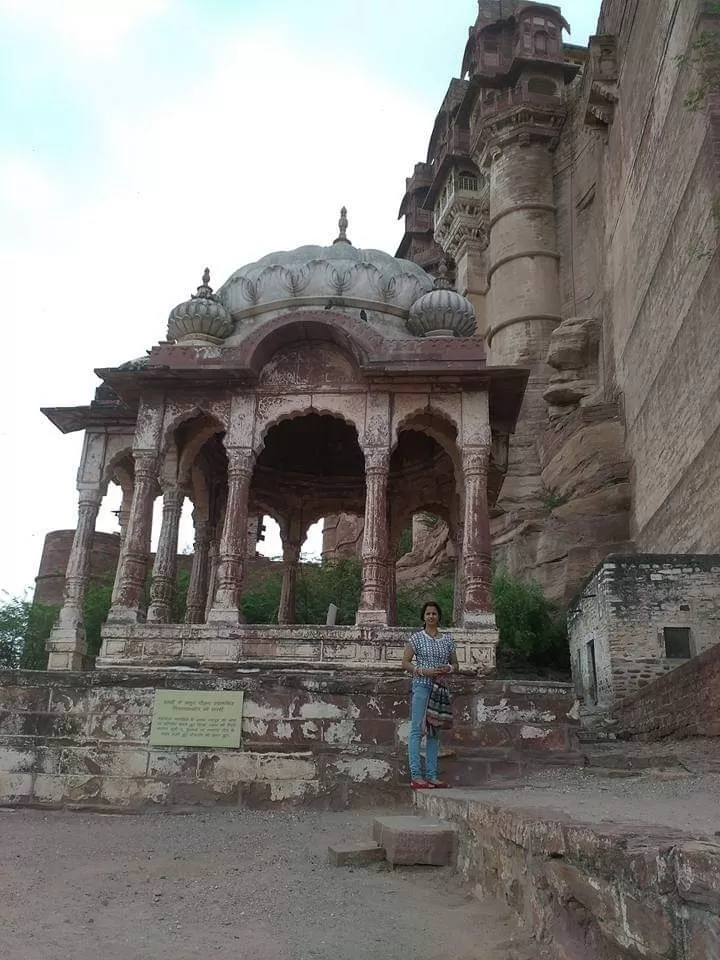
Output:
top-left (0, 595), bottom-right (58, 670)
top-left (492, 569), bottom-right (569, 671)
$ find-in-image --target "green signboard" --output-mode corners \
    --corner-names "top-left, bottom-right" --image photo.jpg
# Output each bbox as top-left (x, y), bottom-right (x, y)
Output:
top-left (149, 690), bottom-right (244, 748)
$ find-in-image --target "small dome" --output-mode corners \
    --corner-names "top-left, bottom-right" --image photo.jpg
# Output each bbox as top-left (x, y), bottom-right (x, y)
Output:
top-left (407, 264), bottom-right (477, 338)
top-left (168, 269), bottom-right (233, 345)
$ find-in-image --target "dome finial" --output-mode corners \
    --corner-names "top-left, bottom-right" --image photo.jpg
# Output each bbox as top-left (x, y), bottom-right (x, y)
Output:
top-left (435, 259), bottom-right (453, 290)
top-left (167, 266), bottom-right (233, 345)
top-left (333, 206), bottom-right (351, 245)
top-left (193, 267), bottom-right (213, 299)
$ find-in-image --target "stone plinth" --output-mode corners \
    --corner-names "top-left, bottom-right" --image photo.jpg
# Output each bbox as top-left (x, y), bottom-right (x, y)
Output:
top-left (97, 621), bottom-right (499, 673)
top-left (0, 669), bottom-right (579, 812)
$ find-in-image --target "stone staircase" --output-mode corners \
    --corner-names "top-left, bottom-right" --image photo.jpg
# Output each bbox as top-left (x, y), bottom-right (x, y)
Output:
top-left (329, 813), bottom-right (458, 867)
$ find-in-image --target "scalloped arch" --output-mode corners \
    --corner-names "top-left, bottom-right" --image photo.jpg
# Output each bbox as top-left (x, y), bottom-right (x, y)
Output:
top-left (253, 403), bottom-right (365, 457)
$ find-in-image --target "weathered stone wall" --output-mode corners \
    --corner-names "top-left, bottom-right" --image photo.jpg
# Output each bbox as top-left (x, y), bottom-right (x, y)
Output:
top-left (598, 1), bottom-right (720, 556)
top-left (614, 640), bottom-right (720, 740)
top-left (418, 790), bottom-right (720, 960)
top-left (569, 555), bottom-right (720, 705)
top-left (0, 669), bottom-right (579, 810)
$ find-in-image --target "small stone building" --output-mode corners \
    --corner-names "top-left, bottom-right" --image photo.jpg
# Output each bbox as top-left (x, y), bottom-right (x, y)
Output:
top-left (568, 555), bottom-right (720, 706)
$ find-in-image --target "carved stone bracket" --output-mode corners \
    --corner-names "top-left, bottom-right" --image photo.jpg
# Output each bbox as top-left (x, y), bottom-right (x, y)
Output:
top-left (582, 36), bottom-right (619, 129)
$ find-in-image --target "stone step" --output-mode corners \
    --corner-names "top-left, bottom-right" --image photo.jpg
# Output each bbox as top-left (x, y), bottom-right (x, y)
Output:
top-left (372, 815), bottom-right (458, 866)
top-left (327, 841), bottom-right (386, 867)
top-left (583, 750), bottom-right (681, 770)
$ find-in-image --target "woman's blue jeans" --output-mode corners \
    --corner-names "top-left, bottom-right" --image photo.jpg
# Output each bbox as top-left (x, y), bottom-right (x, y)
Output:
top-left (408, 681), bottom-right (439, 781)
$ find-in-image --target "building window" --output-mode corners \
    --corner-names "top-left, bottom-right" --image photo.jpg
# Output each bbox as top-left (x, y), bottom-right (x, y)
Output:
top-left (458, 172), bottom-right (479, 192)
top-left (534, 30), bottom-right (549, 54)
top-left (663, 627), bottom-right (692, 659)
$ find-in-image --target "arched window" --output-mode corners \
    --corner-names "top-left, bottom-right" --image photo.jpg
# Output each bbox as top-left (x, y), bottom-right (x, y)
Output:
top-left (457, 171), bottom-right (479, 192)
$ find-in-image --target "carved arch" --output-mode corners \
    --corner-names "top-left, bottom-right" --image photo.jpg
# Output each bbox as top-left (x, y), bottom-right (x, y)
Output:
top-left (253, 401), bottom-right (366, 457)
top-left (160, 405), bottom-right (227, 460)
top-left (243, 312), bottom-right (382, 375)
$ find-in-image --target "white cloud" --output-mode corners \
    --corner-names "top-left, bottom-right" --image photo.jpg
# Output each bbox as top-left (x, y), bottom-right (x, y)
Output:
top-left (0, 0), bottom-right (171, 57)
top-left (0, 18), bottom-right (434, 597)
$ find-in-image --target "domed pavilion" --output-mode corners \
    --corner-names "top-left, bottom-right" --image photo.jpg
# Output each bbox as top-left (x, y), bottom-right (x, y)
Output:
top-left (42, 211), bottom-right (527, 672)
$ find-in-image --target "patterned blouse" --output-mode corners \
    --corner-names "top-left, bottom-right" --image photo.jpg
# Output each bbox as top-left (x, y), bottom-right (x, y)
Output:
top-left (408, 630), bottom-right (456, 689)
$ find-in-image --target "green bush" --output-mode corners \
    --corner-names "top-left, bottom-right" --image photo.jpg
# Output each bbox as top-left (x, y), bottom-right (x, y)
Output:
top-left (0, 596), bottom-right (59, 670)
top-left (492, 569), bottom-right (569, 671)
top-left (241, 569), bottom-right (283, 623)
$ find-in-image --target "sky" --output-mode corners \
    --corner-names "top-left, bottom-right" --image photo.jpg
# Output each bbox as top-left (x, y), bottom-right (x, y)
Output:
top-left (0, 0), bottom-right (601, 598)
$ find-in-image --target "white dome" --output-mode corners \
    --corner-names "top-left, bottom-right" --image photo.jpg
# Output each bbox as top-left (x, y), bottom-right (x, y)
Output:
top-left (168, 269), bottom-right (233, 345)
top-left (407, 285), bottom-right (477, 338)
top-left (217, 243), bottom-right (433, 319)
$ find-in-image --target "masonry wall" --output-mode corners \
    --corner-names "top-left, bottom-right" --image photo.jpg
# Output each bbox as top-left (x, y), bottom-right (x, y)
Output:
top-left (569, 555), bottom-right (720, 704)
top-left (598, 0), bottom-right (720, 554)
top-left (614, 640), bottom-right (720, 740)
top-left (419, 790), bottom-right (720, 960)
top-left (0, 669), bottom-right (579, 811)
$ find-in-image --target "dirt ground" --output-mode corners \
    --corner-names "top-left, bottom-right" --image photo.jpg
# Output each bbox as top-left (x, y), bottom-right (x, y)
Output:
top-left (0, 807), bottom-right (538, 960)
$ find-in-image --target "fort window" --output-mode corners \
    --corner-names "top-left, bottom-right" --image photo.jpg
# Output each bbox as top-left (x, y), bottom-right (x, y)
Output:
top-left (663, 627), bottom-right (692, 659)
top-left (534, 31), bottom-right (549, 55)
top-left (458, 172), bottom-right (479, 192)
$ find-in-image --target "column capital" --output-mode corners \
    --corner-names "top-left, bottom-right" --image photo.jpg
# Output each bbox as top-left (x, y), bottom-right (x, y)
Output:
top-left (461, 443), bottom-right (491, 476)
top-left (193, 518), bottom-right (212, 547)
top-left (132, 451), bottom-right (160, 479)
top-left (226, 446), bottom-right (254, 481)
top-left (159, 485), bottom-right (185, 510)
top-left (76, 488), bottom-right (103, 509)
top-left (363, 447), bottom-right (390, 474)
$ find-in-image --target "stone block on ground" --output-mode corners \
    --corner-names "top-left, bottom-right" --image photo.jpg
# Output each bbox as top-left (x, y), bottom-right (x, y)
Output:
top-left (328, 841), bottom-right (386, 867)
top-left (372, 815), bottom-right (457, 866)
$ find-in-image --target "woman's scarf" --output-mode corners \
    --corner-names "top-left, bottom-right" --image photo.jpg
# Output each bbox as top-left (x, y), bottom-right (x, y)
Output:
top-left (425, 681), bottom-right (453, 737)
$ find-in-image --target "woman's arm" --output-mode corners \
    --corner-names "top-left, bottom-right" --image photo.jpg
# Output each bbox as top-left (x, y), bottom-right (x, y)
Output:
top-left (401, 642), bottom-right (445, 679)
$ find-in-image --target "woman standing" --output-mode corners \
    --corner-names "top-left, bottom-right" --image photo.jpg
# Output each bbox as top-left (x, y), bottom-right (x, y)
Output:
top-left (401, 601), bottom-right (459, 789)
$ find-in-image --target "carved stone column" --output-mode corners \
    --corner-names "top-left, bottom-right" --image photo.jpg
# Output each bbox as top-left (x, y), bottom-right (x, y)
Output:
top-left (387, 557), bottom-right (397, 627)
top-left (356, 448), bottom-right (390, 626)
top-left (108, 453), bottom-right (159, 622)
top-left (147, 487), bottom-right (185, 622)
top-left (452, 538), bottom-right (464, 627)
top-left (460, 443), bottom-right (493, 624)
top-left (208, 448), bottom-right (254, 623)
top-left (204, 534), bottom-right (220, 621)
top-left (185, 516), bottom-right (211, 624)
top-left (278, 536), bottom-right (301, 625)
top-left (46, 488), bottom-right (102, 671)
top-left (111, 486), bottom-right (133, 599)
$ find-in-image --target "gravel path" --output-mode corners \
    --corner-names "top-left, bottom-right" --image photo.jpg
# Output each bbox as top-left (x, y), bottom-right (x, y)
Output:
top-left (0, 808), bottom-right (537, 960)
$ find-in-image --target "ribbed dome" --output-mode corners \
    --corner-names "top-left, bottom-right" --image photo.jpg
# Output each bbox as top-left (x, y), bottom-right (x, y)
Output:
top-left (407, 267), bottom-right (477, 338)
top-left (167, 269), bottom-right (233, 345)
top-left (216, 210), bottom-right (433, 323)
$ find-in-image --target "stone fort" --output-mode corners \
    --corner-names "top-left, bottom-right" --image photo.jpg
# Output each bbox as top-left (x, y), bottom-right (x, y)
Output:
top-left (4, 5), bottom-right (720, 956)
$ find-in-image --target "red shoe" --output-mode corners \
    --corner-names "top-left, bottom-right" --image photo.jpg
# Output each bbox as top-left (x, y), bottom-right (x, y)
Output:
top-left (427, 779), bottom-right (449, 789)
top-left (410, 779), bottom-right (430, 789)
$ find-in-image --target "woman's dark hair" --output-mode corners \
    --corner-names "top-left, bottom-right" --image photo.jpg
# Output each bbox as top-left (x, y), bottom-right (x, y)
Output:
top-left (420, 601), bottom-right (442, 622)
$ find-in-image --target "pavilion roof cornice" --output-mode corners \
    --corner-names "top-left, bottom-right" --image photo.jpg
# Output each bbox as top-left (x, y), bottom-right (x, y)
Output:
top-left (41, 404), bottom-right (138, 435)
